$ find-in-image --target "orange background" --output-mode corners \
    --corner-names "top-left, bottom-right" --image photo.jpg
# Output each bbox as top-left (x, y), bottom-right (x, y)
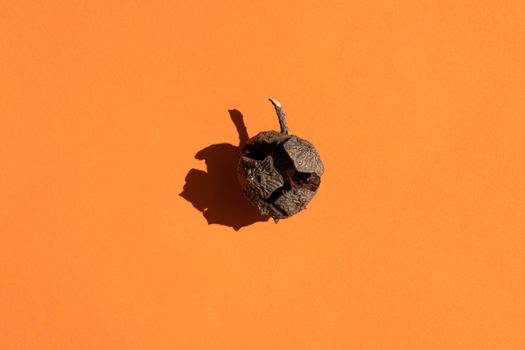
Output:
top-left (1, 1), bottom-right (525, 349)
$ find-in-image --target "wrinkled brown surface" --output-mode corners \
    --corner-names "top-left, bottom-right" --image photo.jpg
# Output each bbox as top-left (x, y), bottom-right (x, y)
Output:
top-left (237, 131), bottom-right (323, 220)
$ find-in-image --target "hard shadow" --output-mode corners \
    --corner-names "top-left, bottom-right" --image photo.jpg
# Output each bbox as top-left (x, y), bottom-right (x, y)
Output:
top-left (179, 110), bottom-right (269, 230)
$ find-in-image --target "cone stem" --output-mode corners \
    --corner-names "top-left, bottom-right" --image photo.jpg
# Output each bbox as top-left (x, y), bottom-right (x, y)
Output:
top-left (268, 98), bottom-right (289, 135)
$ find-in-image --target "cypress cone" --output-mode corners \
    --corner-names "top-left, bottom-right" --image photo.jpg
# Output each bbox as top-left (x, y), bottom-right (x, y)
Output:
top-left (237, 98), bottom-right (324, 222)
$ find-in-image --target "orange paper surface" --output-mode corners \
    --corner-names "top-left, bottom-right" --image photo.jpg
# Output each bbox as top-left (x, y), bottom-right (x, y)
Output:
top-left (1, 1), bottom-right (524, 349)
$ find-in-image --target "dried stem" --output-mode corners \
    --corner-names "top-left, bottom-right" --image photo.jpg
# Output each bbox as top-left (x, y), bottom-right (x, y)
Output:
top-left (268, 98), bottom-right (288, 135)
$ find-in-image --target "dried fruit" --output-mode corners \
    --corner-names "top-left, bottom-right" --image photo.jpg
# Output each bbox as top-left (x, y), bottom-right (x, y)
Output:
top-left (237, 98), bottom-right (324, 222)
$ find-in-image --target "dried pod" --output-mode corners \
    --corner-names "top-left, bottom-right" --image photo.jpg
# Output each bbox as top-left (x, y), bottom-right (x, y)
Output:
top-left (237, 98), bottom-right (324, 222)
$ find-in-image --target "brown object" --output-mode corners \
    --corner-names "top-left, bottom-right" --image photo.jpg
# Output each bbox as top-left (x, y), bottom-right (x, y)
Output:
top-left (237, 98), bottom-right (324, 222)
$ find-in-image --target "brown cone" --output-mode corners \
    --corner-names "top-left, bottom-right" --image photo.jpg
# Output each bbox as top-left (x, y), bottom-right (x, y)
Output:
top-left (237, 99), bottom-right (324, 222)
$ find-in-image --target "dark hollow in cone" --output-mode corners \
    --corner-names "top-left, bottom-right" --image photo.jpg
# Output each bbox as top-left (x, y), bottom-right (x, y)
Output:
top-left (237, 98), bottom-right (324, 222)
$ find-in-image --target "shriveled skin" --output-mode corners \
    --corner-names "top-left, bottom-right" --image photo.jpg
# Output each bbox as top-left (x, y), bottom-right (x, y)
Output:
top-left (237, 130), bottom-right (323, 221)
